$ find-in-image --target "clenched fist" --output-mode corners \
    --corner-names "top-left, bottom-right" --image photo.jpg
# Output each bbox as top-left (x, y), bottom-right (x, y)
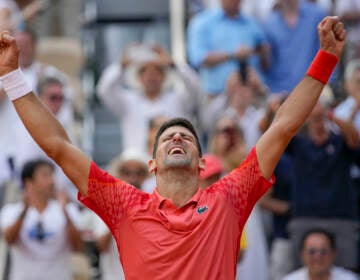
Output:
top-left (0, 31), bottom-right (19, 76)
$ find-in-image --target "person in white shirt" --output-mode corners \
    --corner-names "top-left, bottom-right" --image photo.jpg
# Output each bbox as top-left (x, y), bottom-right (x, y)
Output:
top-left (97, 43), bottom-right (202, 153)
top-left (0, 158), bottom-right (83, 280)
top-left (282, 228), bottom-right (359, 280)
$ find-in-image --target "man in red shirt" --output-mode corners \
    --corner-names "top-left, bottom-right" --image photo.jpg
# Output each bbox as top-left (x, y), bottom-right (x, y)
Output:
top-left (0, 16), bottom-right (346, 279)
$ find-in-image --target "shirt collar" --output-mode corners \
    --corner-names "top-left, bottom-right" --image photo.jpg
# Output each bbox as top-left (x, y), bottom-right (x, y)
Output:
top-left (218, 8), bottom-right (244, 21)
top-left (152, 187), bottom-right (203, 210)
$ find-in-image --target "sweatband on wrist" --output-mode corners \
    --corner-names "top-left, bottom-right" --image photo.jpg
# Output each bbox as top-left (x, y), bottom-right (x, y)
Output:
top-left (306, 50), bottom-right (338, 84)
top-left (0, 68), bottom-right (32, 101)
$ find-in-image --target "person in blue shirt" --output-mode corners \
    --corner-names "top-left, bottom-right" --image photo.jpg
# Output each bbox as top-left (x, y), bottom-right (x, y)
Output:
top-left (263, 0), bottom-right (327, 93)
top-left (187, 0), bottom-right (269, 96)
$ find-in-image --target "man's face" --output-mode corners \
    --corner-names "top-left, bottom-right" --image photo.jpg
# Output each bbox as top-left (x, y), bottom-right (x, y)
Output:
top-left (39, 83), bottom-right (64, 115)
top-left (226, 73), bottom-right (252, 110)
top-left (221, 0), bottom-right (240, 16)
top-left (118, 160), bottom-right (148, 189)
top-left (301, 233), bottom-right (335, 277)
top-left (150, 126), bottom-right (203, 173)
top-left (27, 165), bottom-right (55, 199)
top-left (139, 63), bottom-right (165, 95)
top-left (15, 32), bottom-right (35, 68)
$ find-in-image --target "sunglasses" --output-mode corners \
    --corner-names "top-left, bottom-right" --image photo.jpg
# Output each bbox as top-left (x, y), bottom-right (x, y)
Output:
top-left (215, 127), bottom-right (237, 135)
top-left (305, 248), bottom-right (331, 256)
top-left (47, 95), bottom-right (65, 102)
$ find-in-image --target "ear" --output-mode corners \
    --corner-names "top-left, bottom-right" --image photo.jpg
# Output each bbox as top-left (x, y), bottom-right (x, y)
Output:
top-left (148, 159), bottom-right (157, 174)
top-left (199, 157), bottom-right (206, 172)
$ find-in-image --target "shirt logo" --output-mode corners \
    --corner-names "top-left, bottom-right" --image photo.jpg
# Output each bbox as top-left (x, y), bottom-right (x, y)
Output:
top-left (196, 205), bottom-right (209, 214)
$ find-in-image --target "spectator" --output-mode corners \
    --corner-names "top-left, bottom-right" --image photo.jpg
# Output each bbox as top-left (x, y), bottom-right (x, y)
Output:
top-left (187, 0), bottom-right (269, 96)
top-left (263, 0), bottom-right (327, 93)
top-left (286, 102), bottom-right (359, 271)
top-left (198, 153), bottom-right (224, 189)
top-left (283, 228), bottom-right (358, 280)
top-left (97, 43), bottom-right (202, 152)
top-left (0, 158), bottom-right (83, 280)
top-left (334, 0), bottom-right (360, 63)
top-left (204, 70), bottom-right (267, 150)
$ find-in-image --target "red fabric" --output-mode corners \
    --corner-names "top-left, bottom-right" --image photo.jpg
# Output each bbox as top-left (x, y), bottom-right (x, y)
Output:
top-left (78, 147), bottom-right (274, 280)
top-left (306, 50), bottom-right (338, 84)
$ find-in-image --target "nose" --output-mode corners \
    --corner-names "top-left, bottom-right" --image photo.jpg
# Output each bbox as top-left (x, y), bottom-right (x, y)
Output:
top-left (172, 133), bottom-right (182, 142)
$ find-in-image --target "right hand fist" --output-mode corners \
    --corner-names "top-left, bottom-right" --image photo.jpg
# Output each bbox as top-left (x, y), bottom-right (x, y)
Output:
top-left (0, 31), bottom-right (19, 76)
top-left (318, 16), bottom-right (346, 59)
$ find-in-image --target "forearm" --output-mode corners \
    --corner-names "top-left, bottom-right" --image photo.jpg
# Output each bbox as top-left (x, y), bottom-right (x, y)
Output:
top-left (203, 52), bottom-right (233, 67)
top-left (13, 93), bottom-right (71, 162)
top-left (272, 76), bottom-right (325, 139)
top-left (96, 232), bottom-right (113, 252)
top-left (3, 208), bottom-right (27, 244)
top-left (259, 196), bottom-right (290, 215)
top-left (63, 208), bottom-right (83, 251)
top-left (332, 116), bottom-right (360, 148)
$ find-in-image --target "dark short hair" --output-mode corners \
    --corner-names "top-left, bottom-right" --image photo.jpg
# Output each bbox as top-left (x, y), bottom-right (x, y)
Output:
top-left (37, 76), bottom-right (64, 96)
top-left (152, 118), bottom-right (202, 158)
top-left (21, 158), bottom-right (55, 184)
top-left (15, 26), bottom-right (38, 43)
top-left (300, 228), bottom-right (336, 250)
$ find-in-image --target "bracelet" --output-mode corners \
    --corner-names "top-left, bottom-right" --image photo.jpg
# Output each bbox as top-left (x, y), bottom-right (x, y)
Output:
top-left (306, 50), bottom-right (338, 84)
top-left (0, 68), bottom-right (32, 101)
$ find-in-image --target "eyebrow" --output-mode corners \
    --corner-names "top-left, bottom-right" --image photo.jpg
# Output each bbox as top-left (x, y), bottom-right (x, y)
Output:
top-left (162, 131), bottom-right (195, 140)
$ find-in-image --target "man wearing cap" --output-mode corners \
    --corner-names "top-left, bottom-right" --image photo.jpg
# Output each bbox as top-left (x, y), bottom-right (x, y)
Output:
top-left (97, 44), bottom-right (202, 153)
top-left (0, 16), bottom-right (347, 279)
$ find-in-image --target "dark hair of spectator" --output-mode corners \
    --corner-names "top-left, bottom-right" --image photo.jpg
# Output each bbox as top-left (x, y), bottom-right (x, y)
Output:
top-left (37, 76), bottom-right (64, 96)
top-left (21, 159), bottom-right (55, 184)
top-left (17, 26), bottom-right (38, 43)
top-left (300, 228), bottom-right (336, 250)
top-left (152, 118), bottom-right (202, 158)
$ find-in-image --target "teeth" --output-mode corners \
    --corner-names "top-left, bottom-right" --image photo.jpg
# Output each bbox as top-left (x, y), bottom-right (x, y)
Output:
top-left (169, 147), bottom-right (184, 155)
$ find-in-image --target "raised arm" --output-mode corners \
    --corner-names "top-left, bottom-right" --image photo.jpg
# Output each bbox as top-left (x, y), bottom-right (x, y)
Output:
top-left (256, 16), bottom-right (346, 179)
top-left (0, 32), bottom-right (91, 196)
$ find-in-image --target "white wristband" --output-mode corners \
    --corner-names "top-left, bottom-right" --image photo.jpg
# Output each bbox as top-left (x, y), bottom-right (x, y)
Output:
top-left (0, 68), bottom-right (32, 101)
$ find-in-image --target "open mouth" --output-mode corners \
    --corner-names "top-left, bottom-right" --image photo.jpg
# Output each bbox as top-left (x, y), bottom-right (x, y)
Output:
top-left (168, 147), bottom-right (185, 156)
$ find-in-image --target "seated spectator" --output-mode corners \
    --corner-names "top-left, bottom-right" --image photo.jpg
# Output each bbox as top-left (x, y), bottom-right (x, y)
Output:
top-left (283, 228), bottom-right (359, 280)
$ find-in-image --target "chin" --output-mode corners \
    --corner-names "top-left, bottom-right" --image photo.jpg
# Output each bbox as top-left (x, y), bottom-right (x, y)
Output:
top-left (164, 157), bottom-right (192, 168)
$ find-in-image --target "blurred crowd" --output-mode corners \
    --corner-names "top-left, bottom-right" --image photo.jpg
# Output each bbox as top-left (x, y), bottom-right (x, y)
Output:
top-left (0, 0), bottom-right (359, 279)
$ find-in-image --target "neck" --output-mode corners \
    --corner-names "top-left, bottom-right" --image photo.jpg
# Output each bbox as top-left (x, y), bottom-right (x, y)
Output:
top-left (145, 90), bottom-right (161, 100)
top-left (31, 198), bottom-right (48, 213)
top-left (156, 169), bottom-right (199, 207)
top-left (308, 270), bottom-right (331, 280)
top-left (281, 2), bottom-right (299, 26)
